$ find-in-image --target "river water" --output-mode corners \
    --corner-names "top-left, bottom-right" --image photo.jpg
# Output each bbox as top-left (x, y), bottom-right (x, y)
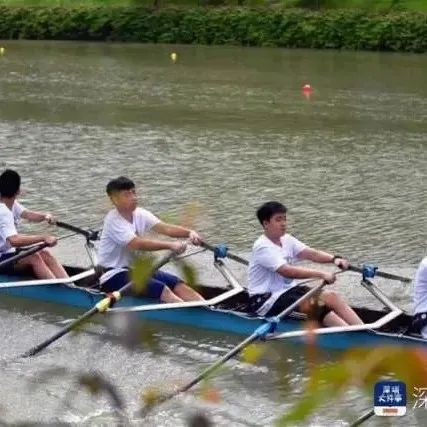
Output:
top-left (0, 41), bottom-right (426, 426)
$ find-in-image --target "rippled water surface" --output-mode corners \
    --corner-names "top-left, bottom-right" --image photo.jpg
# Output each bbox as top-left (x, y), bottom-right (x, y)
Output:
top-left (0, 41), bottom-right (426, 426)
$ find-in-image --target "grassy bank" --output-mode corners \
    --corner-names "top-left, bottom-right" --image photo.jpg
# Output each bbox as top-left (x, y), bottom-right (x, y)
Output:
top-left (0, 7), bottom-right (425, 52)
top-left (0, 0), bottom-right (426, 12)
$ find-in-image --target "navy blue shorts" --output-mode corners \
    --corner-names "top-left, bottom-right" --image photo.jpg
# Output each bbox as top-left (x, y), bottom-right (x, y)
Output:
top-left (101, 269), bottom-right (182, 299)
top-left (0, 252), bottom-right (19, 275)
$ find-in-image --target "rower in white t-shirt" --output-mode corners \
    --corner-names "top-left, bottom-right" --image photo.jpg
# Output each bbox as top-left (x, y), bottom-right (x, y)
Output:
top-left (97, 176), bottom-right (204, 303)
top-left (247, 201), bottom-right (363, 326)
top-left (0, 169), bottom-right (68, 279)
top-left (412, 257), bottom-right (427, 337)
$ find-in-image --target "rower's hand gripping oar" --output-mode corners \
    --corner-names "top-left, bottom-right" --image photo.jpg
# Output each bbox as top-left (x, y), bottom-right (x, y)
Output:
top-left (21, 251), bottom-right (176, 358)
top-left (0, 242), bottom-right (49, 270)
top-left (201, 242), bottom-right (248, 266)
top-left (348, 264), bottom-right (411, 283)
top-left (154, 280), bottom-right (328, 405)
top-left (0, 221), bottom-right (98, 272)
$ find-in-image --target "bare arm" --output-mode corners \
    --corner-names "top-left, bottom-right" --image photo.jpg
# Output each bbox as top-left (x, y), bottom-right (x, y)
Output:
top-left (298, 247), bottom-right (349, 269)
top-left (126, 236), bottom-right (182, 252)
top-left (298, 247), bottom-right (334, 263)
top-left (21, 209), bottom-right (50, 223)
top-left (152, 222), bottom-right (191, 238)
top-left (8, 234), bottom-right (50, 247)
top-left (152, 222), bottom-right (202, 245)
top-left (277, 264), bottom-right (330, 281)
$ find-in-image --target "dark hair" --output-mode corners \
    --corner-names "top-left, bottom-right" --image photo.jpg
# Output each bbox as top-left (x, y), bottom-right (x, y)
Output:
top-left (106, 176), bottom-right (135, 195)
top-left (0, 169), bottom-right (21, 198)
top-left (256, 201), bottom-right (287, 225)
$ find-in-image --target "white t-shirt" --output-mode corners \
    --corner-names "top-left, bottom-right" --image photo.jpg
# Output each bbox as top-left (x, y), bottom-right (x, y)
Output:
top-left (247, 233), bottom-right (307, 296)
top-left (97, 207), bottom-right (161, 282)
top-left (413, 257), bottom-right (427, 314)
top-left (0, 201), bottom-right (25, 255)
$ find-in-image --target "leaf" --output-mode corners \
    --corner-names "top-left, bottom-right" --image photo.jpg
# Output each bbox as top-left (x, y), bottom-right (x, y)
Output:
top-left (130, 254), bottom-right (156, 295)
top-left (199, 385), bottom-right (221, 403)
top-left (79, 373), bottom-right (102, 395)
top-left (187, 412), bottom-right (213, 427)
top-left (175, 259), bottom-right (199, 289)
top-left (141, 387), bottom-right (163, 408)
top-left (241, 343), bottom-right (265, 364)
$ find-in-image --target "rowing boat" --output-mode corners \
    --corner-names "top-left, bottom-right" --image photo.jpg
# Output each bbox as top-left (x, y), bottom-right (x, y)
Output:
top-left (0, 245), bottom-right (424, 351)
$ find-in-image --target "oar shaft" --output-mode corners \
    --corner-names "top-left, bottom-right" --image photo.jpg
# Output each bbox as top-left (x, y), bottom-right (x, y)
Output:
top-left (55, 221), bottom-right (92, 239)
top-left (348, 265), bottom-right (411, 283)
top-left (0, 242), bottom-right (49, 269)
top-left (350, 409), bottom-right (374, 427)
top-left (22, 306), bottom-right (98, 357)
top-left (225, 251), bottom-right (249, 266)
top-left (21, 251), bottom-right (175, 358)
top-left (201, 242), bottom-right (248, 266)
top-left (179, 334), bottom-right (256, 394)
top-left (165, 281), bottom-right (327, 402)
top-left (275, 281), bottom-right (327, 321)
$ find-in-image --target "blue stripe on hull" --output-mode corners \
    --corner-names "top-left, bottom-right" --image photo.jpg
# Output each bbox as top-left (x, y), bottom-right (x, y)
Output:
top-left (0, 276), bottom-right (425, 350)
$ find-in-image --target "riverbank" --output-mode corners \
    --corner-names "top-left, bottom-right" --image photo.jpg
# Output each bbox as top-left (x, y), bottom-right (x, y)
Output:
top-left (0, 1), bottom-right (426, 12)
top-left (0, 6), bottom-right (425, 52)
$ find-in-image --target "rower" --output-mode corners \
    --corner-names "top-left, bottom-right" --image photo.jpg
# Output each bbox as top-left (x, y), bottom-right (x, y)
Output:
top-left (97, 176), bottom-right (204, 303)
top-left (247, 201), bottom-right (363, 326)
top-left (0, 169), bottom-right (69, 279)
top-left (412, 257), bottom-right (427, 337)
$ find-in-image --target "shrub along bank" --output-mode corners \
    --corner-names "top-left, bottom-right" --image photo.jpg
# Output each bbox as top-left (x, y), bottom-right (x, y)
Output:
top-left (0, 7), bottom-right (425, 52)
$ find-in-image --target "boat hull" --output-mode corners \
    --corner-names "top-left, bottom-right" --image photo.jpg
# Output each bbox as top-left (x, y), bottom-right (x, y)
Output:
top-left (1, 273), bottom-right (425, 350)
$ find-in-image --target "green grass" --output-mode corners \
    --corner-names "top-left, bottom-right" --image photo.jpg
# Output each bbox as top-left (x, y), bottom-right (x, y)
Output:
top-left (0, 0), bottom-right (425, 11)
top-left (0, 0), bottom-right (221, 6)
top-left (0, 0), bottom-right (132, 5)
top-left (317, 0), bottom-right (427, 11)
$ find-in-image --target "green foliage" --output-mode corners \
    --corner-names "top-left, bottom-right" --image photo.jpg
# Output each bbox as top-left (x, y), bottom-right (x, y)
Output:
top-left (174, 259), bottom-right (199, 289)
top-left (130, 253), bottom-right (158, 295)
top-left (278, 346), bottom-right (427, 425)
top-left (0, 0), bottom-right (426, 12)
top-left (0, 6), bottom-right (425, 51)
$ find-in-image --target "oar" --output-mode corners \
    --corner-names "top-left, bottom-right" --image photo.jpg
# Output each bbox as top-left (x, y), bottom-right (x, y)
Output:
top-left (55, 220), bottom-right (98, 241)
top-left (350, 408), bottom-right (374, 426)
top-left (21, 251), bottom-right (175, 358)
top-left (348, 264), bottom-right (411, 283)
top-left (155, 280), bottom-right (327, 404)
top-left (0, 242), bottom-right (49, 270)
top-left (201, 242), bottom-right (412, 283)
top-left (201, 242), bottom-right (248, 266)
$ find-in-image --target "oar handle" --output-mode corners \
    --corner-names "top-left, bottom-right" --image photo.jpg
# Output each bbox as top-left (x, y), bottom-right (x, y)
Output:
top-left (0, 242), bottom-right (49, 269)
top-left (56, 221), bottom-right (98, 241)
top-left (201, 242), bottom-right (249, 266)
top-left (348, 264), bottom-right (412, 283)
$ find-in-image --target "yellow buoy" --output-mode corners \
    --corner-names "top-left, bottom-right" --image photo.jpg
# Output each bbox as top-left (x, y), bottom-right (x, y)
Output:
top-left (170, 52), bottom-right (177, 63)
top-left (0, 47), bottom-right (5, 55)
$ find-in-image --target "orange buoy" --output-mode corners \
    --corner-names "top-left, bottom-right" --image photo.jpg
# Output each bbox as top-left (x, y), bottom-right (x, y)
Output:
top-left (302, 84), bottom-right (313, 100)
